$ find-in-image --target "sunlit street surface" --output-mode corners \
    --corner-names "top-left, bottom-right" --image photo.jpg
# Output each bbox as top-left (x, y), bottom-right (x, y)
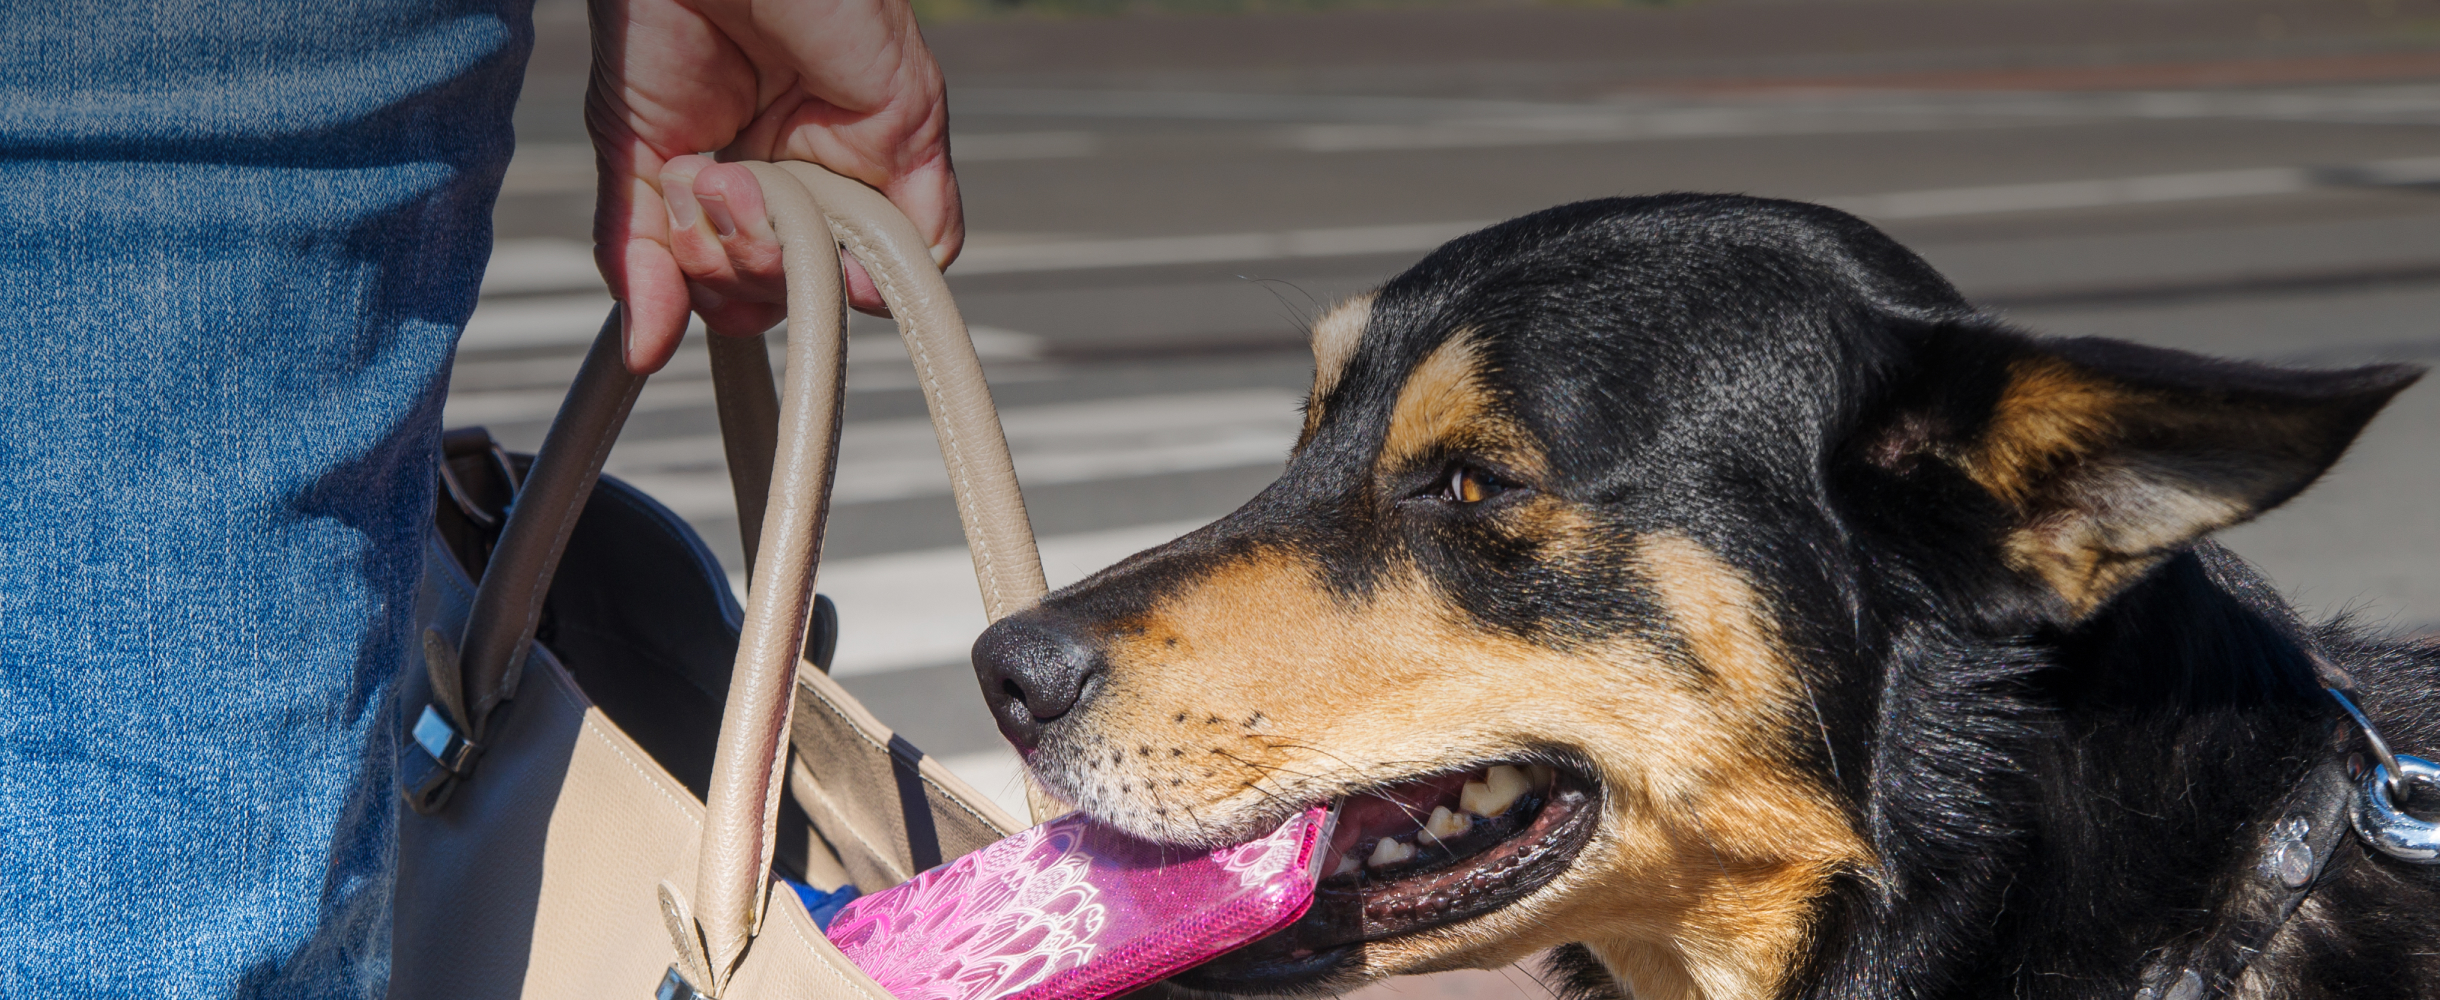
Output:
top-left (458, 1), bottom-right (2440, 992)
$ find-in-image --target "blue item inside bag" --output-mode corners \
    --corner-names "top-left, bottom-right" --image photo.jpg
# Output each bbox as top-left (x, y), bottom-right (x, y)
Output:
top-left (785, 879), bottom-right (862, 931)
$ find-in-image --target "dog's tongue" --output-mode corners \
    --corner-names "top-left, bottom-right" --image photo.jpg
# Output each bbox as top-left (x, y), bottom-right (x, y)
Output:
top-left (826, 805), bottom-right (1337, 1000)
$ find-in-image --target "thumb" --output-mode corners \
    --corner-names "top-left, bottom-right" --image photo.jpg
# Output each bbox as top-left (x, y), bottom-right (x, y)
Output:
top-left (879, 147), bottom-right (965, 271)
top-left (592, 136), bottom-right (694, 375)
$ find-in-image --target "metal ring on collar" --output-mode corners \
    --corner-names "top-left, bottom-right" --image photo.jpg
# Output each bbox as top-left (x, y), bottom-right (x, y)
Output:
top-left (2327, 688), bottom-right (2405, 798)
top-left (2353, 753), bottom-right (2440, 863)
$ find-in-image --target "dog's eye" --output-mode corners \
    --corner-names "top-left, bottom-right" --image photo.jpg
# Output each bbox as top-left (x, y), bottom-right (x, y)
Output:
top-left (1440, 465), bottom-right (1497, 504)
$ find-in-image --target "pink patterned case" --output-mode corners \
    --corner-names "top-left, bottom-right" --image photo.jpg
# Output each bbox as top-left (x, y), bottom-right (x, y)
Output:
top-left (824, 805), bottom-right (1336, 1000)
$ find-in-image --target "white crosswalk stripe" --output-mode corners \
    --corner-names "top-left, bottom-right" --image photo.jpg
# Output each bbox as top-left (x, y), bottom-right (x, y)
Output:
top-left (610, 388), bottom-right (1300, 512)
top-left (804, 518), bottom-right (1221, 823)
top-left (933, 748), bottom-right (1032, 825)
top-left (471, 154), bottom-right (2440, 294)
top-left (451, 380), bottom-right (1299, 511)
top-left (805, 517), bottom-right (1216, 678)
top-left (443, 327), bottom-right (1056, 428)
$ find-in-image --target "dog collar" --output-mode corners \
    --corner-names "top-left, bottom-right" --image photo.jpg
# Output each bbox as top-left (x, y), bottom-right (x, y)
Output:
top-left (2129, 655), bottom-right (2437, 1000)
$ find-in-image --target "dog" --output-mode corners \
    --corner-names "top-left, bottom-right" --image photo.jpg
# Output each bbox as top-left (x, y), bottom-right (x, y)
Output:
top-left (969, 194), bottom-right (2440, 1000)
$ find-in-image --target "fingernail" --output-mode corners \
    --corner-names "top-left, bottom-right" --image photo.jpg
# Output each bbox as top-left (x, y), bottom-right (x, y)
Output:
top-left (930, 243), bottom-right (952, 269)
top-left (665, 182), bottom-right (701, 231)
top-left (699, 193), bottom-right (737, 238)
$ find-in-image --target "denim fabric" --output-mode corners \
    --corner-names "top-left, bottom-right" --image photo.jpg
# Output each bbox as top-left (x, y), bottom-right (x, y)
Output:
top-left (0, 1), bottom-right (532, 995)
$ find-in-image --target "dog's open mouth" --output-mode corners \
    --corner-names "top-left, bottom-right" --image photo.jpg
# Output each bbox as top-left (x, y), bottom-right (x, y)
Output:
top-left (1175, 761), bottom-right (1599, 995)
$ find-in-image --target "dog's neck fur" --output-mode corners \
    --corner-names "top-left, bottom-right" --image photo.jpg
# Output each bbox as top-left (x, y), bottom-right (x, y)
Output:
top-left (1788, 544), bottom-right (2406, 1000)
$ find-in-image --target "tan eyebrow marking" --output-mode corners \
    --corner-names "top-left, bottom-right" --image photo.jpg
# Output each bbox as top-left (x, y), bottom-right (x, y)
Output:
top-left (1379, 329), bottom-right (1491, 472)
top-left (1300, 293), bottom-right (1377, 445)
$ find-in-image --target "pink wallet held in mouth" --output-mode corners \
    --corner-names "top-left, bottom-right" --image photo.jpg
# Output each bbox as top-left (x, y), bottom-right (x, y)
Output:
top-left (824, 805), bottom-right (1337, 1000)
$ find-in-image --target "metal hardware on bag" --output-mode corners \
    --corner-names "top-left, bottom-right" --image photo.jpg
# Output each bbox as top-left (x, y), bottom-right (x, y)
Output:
top-left (401, 751), bottom-right (454, 815)
top-left (437, 429), bottom-right (524, 531)
top-left (655, 966), bottom-right (711, 1000)
top-left (413, 703), bottom-right (483, 774)
top-left (2352, 754), bottom-right (2440, 863)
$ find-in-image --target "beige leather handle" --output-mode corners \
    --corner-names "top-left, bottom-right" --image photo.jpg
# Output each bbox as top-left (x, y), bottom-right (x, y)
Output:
top-left (686, 162), bottom-right (1053, 989)
top-left (683, 162), bottom-right (849, 990)
top-left (707, 333), bottom-right (781, 575)
top-left (448, 160), bottom-right (1047, 991)
top-left (775, 160), bottom-right (1050, 618)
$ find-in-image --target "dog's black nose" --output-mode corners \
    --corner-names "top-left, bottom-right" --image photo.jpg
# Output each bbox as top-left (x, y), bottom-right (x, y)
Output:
top-left (972, 614), bottom-right (1104, 753)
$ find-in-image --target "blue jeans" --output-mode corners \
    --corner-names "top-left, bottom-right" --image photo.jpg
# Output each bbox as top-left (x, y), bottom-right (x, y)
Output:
top-left (0, 1), bottom-right (531, 994)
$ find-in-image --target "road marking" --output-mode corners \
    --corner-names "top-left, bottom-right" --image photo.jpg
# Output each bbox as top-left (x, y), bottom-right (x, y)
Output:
top-left (1283, 87), bottom-right (2440, 153)
top-left (951, 130), bottom-right (1101, 161)
top-left (1826, 166), bottom-right (2311, 220)
top-left (498, 132), bottom-right (1103, 196)
top-left (459, 292), bottom-right (634, 349)
top-left (935, 748), bottom-right (1031, 823)
top-left (498, 142), bottom-right (593, 197)
top-left (478, 156), bottom-right (2440, 290)
top-left (455, 284), bottom-right (1044, 357)
top-left (950, 84), bottom-right (2440, 129)
top-left (808, 517), bottom-right (1217, 678)
top-left (444, 378), bottom-right (706, 426)
top-left (952, 88), bottom-right (1587, 123)
top-left (480, 239), bottom-right (601, 296)
top-left (953, 220), bottom-right (1486, 275)
top-left (604, 388), bottom-right (1301, 511)
top-left (1287, 108), bottom-right (1983, 152)
top-left (949, 156), bottom-right (2440, 275)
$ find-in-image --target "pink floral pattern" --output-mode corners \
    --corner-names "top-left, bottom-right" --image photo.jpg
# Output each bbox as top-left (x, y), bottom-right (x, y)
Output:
top-left (827, 807), bottom-right (1333, 1000)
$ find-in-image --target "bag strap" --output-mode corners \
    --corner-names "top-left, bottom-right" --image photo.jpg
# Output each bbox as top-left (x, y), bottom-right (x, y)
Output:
top-left (438, 162), bottom-right (1047, 994)
top-left (707, 332), bottom-right (781, 576)
top-left (681, 161), bottom-right (847, 990)
top-left (777, 161), bottom-right (1049, 617)
top-left (688, 161), bottom-right (1053, 988)
top-left (456, 309), bottom-right (646, 744)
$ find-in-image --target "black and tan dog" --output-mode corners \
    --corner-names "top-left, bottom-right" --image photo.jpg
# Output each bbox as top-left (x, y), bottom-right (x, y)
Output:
top-left (970, 195), bottom-right (2440, 999)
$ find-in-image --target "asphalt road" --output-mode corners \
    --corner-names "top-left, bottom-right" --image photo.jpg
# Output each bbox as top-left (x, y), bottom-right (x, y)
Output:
top-left (459, 1), bottom-right (2438, 990)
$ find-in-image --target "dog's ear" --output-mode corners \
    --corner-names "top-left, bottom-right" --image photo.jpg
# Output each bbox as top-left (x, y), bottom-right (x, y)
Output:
top-left (1852, 326), bottom-right (2420, 619)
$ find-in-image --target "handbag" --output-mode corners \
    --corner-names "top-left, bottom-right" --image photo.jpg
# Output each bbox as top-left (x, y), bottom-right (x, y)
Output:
top-left (391, 161), bottom-right (1059, 998)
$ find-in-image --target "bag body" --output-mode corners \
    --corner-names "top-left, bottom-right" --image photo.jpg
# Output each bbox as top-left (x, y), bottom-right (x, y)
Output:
top-left (390, 163), bottom-right (1048, 999)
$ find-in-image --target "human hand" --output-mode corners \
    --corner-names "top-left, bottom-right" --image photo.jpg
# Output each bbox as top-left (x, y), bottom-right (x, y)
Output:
top-left (588, 0), bottom-right (963, 373)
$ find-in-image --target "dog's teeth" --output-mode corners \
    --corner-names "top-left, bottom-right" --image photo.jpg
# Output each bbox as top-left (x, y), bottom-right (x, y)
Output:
top-left (1461, 765), bottom-right (1532, 818)
top-left (1368, 836), bottom-right (1417, 868)
top-left (1458, 780), bottom-right (1496, 816)
top-left (1528, 763), bottom-right (1557, 788)
top-left (1422, 805), bottom-right (1470, 844)
top-left (1333, 852), bottom-right (1363, 878)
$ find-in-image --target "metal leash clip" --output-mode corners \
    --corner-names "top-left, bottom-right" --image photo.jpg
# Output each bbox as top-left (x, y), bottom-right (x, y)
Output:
top-left (2327, 688), bottom-right (2439, 863)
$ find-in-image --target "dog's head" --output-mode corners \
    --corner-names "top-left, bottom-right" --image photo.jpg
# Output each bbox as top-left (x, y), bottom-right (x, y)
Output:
top-left (970, 195), bottom-right (2418, 998)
